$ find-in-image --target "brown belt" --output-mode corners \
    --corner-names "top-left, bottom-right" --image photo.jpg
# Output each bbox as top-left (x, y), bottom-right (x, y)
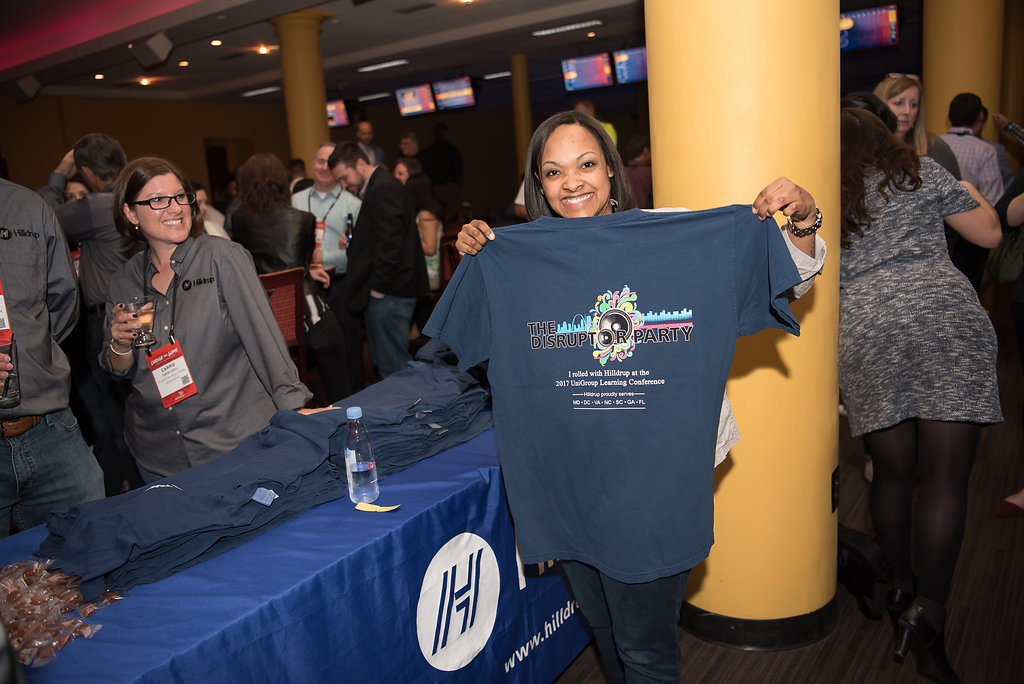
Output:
top-left (0, 415), bottom-right (42, 438)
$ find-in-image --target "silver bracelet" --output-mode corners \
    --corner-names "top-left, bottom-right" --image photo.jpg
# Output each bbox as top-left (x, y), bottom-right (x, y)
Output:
top-left (109, 340), bottom-right (133, 357)
top-left (787, 207), bottom-right (822, 238)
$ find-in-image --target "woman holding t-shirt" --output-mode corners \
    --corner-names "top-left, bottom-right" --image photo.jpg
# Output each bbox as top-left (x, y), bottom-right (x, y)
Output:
top-left (449, 111), bottom-right (825, 683)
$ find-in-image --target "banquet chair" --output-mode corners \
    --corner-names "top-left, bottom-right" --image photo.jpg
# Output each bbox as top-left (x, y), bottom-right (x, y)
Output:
top-left (258, 267), bottom-right (308, 386)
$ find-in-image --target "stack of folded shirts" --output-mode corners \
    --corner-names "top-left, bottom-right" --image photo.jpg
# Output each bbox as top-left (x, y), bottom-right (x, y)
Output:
top-left (36, 410), bottom-right (346, 600)
top-left (324, 358), bottom-right (493, 472)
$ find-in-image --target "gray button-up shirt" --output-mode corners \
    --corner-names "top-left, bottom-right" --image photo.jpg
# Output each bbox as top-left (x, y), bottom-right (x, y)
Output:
top-left (0, 179), bottom-right (79, 419)
top-left (37, 173), bottom-right (141, 308)
top-left (100, 235), bottom-right (311, 476)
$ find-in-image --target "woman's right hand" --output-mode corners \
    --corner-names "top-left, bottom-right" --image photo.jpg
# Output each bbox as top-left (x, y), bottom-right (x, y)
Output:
top-left (110, 303), bottom-right (140, 352)
top-left (455, 219), bottom-right (495, 256)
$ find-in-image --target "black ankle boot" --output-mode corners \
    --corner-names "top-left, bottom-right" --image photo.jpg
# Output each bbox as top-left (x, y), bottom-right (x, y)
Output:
top-left (895, 601), bottom-right (959, 684)
top-left (885, 586), bottom-right (914, 629)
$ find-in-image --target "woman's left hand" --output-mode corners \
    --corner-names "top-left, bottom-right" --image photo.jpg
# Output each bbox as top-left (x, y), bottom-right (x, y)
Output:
top-left (751, 177), bottom-right (816, 224)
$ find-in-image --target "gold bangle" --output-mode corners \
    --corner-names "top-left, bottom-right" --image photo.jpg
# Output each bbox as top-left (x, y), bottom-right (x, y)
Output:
top-left (109, 340), bottom-right (133, 357)
top-left (309, 263), bottom-right (323, 268)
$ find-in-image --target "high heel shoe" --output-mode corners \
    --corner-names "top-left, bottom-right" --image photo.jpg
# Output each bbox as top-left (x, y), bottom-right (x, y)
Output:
top-left (885, 586), bottom-right (913, 629)
top-left (895, 602), bottom-right (959, 684)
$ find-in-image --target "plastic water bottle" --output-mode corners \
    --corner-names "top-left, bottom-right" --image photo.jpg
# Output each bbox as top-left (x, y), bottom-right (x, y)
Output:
top-left (344, 406), bottom-right (379, 504)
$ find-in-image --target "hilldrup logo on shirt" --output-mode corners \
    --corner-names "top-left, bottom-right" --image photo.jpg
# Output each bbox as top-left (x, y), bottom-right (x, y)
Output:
top-left (416, 532), bottom-right (500, 671)
top-left (525, 285), bottom-right (693, 365)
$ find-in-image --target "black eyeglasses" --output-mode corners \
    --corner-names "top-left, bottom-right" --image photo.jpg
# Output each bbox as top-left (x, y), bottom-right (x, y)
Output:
top-left (131, 192), bottom-right (196, 210)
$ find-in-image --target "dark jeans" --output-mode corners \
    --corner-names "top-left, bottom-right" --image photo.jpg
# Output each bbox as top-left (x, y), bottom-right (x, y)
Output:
top-left (324, 274), bottom-right (364, 395)
top-left (0, 408), bottom-right (105, 535)
top-left (85, 308), bottom-right (142, 494)
top-left (562, 560), bottom-right (691, 684)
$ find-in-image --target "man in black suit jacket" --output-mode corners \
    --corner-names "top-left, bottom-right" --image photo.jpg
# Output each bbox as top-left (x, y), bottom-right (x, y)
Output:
top-left (328, 143), bottom-right (428, 378)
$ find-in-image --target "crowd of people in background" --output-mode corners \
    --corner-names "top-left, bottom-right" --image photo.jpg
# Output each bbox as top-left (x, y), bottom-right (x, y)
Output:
top-left (1, 83), bottom-right (1024, 684)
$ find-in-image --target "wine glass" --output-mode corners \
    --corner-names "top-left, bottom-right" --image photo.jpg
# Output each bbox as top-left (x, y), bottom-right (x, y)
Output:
top-left (125, 296), bottom-right (157, 348)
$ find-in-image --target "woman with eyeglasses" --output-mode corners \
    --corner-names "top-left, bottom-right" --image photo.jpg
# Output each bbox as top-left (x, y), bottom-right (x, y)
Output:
top-left (102, 157), bottom-right (311, 483)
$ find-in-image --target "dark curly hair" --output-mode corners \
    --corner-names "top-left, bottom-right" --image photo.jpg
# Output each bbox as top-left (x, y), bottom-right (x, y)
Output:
top-left (840, 108), bottom-right (921, 247)
top-left (237, 152), bottom-right (291, 223)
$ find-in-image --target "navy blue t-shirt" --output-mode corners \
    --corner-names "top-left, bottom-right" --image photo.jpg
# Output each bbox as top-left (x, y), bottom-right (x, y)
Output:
top-left (423, 206), bottom-right (802, 582)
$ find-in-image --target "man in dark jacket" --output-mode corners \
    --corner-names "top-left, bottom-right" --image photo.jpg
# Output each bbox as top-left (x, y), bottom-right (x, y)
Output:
top-left (328, 143), bottom-right (428, 378)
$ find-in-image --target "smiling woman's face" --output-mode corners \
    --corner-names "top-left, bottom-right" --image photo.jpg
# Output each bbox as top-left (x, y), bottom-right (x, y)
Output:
top-left (537, 124), bottom-right (614, 219)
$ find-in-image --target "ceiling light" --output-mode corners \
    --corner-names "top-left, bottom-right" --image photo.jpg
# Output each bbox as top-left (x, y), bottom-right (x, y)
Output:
top-left (357, 59), bottom-right (410, 73)
top-left (532, 20), bottom-right (603, 37)
top-left (258, 45), bottom-right (270, 55)
top-left (357, 92), bottom-right (391, 102)
top-left (178, 61), bottom-right (189, 67)
top-left (94, 74), bottom-right (104, 80)
top-left (210, 39), bottom-right (222, 47)
top-left (242, 86), bottom-right (281, 97)
top-left (460, 0), bottom-right (474, 4)
top-left (483, 71), bottom-right (511, 80)
top-left (139, 78), bottom-right (151, 86)
top-left (587, 32), bottom-right (596, 38)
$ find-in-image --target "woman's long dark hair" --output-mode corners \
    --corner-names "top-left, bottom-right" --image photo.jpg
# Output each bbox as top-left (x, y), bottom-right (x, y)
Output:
top-left (237, 152), bottom-right (290, 222)
top-left (524, 111), bottom-right (636, 220)
top-left (840, 108), bottom-right (922, 247)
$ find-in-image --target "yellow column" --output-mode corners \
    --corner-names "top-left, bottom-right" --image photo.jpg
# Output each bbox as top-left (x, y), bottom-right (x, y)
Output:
top-left (923, 0), bottom-right (1004, 141)
top-left (510, 54), bottom-right (533, 178)
top-left (271, 10), bottom-right (333, 172)
top-left (1000, 0), bottom-right (1023, 170)
top-left (646, 0), bottom-right (839, 646)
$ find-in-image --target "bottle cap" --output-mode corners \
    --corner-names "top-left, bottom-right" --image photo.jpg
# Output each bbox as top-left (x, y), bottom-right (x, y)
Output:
top-left (346, 406), bottom-right (362, 420)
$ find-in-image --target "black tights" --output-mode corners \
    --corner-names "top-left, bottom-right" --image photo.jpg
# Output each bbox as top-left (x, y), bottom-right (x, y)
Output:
top-left (864, 418), bottom-right (979, 604)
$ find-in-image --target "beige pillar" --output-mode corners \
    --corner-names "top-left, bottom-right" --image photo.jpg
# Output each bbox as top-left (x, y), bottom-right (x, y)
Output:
top-left (510, 54), bottom-right (532, 178)
top-left (923, 0), bottom-right (1004, 140)
top-left (646, 0), bottom-right (840, 646)
top-left (271, 10), bottom-right (333, 173)
top-left (1001, 0), bottom-right (1023, 170)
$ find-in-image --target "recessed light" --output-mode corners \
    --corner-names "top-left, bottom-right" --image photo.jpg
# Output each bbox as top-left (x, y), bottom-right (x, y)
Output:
top-left (242, 86), bottom-right (281, 97)
top-left (94, 74), bottom-right (104, 80)
top-left (258, 45), bottom-right (270, 55)
top-left (532, 20), bottom-right (603, 37)
top-left (210, 39), bottom-right (222, 47)
top-left (587, 32), bottom-right (596, 38)
top-left (357, 59), bottom-right (410, 73)
top-left (178, 61), bottom-right (189, 67)
top-left (139, 78), bottom-right (151, 86)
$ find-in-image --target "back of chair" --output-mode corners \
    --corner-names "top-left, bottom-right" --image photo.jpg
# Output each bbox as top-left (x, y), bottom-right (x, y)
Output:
top-left (438, 235), bottom-right (462, 291)
top-left (258, 267), bottom-right (307, 384)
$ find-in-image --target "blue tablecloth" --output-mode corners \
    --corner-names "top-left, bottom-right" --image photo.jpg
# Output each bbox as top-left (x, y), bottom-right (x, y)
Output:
top-left (0, 429), bottom-right (590, 683)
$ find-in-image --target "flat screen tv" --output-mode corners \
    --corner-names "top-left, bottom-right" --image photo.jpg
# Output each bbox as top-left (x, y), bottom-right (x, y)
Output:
top-left (613, 47), bottom-right (647, 84)
top-left (561, 53), bottom-right (613, 92)
top-left (396, 84), bottom-right (436, 116)
top-left (433, 76), bottom-right (476, 110)
top-left (326, 99), bottom-right (350, 128)
top-left (840, 4), bottom-right (898, 51)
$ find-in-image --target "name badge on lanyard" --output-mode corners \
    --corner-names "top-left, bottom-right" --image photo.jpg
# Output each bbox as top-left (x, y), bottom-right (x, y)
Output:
top-left (145, 341), bottom-right (197, 408)
top-left (0, 278), bottom-right (10, 335)
top-left (314, 220), bottom-right (325, 251)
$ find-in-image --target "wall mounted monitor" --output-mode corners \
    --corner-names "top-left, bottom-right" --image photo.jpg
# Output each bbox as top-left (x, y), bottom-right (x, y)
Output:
top-left (326, 99), bottom-right (350, 128)
top-left (613, 47), bottom-right (647, 84)
top-left (561, 53), bottom-right (613, 92)
top-left (433, 76), bottom-right (476, 110)
top-left (839, 4), bottom-right (898, 51)
top-left (396, 84), bottom-right (436, 116)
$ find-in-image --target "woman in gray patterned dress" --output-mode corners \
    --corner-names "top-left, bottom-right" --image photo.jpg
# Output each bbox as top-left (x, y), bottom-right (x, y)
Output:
top-left (840, 108), bottom-right (1002, 684)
